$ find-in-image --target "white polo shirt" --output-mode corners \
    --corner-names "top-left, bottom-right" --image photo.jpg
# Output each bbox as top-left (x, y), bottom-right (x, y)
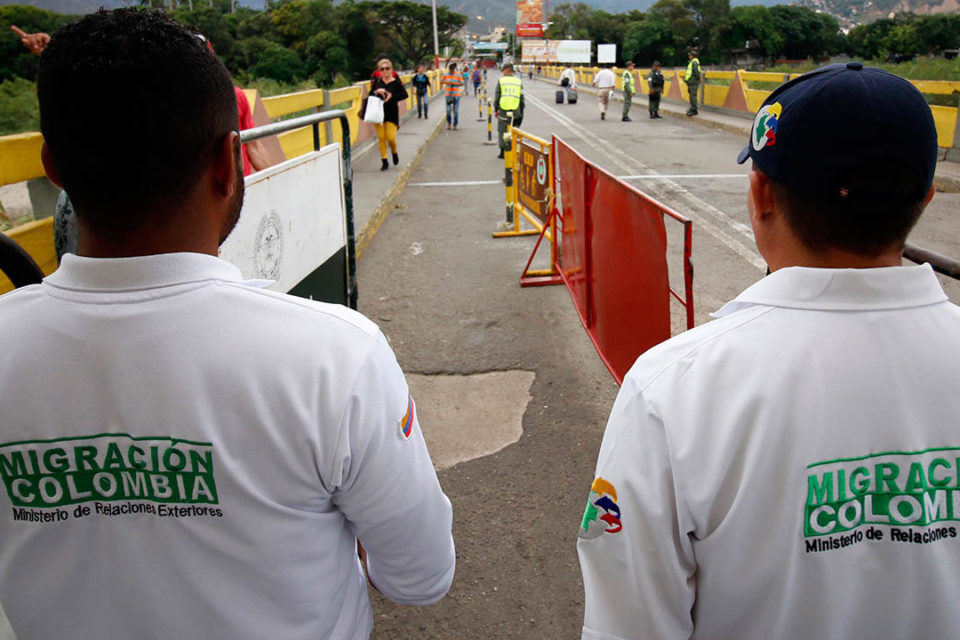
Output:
top-left (593, 68), bottom-right (616, 89)
top-left (0, 253), bottom-right (455, 639)
top-left (579, 264), bottom-right (960, 639)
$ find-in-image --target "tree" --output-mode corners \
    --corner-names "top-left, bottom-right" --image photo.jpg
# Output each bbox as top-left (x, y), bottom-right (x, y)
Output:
top-left (769, 5), bottom-right (838, 60)
top-left (622, 13), bottom-right (673, 65)
top-left (363, 1), bottom-right (466, 68)
top-left (0, 5), bottom-right (73, 82)
top-left (721, 5), bottom-right (782, 60)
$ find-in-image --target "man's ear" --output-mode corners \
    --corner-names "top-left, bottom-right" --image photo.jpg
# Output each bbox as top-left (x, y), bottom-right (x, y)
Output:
top-left (748, 168), bottom-right (775, 227)
top-left (40, 142), bottom-right (63, 189)
top-left (922, 183), bottom-right (935, 208)
top-left (211, 131), bottom-right (241, 200)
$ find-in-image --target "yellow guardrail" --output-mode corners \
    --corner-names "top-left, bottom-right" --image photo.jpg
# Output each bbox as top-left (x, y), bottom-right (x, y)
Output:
top-left (0, 132), bottom-right (45, 186)
top-left (261, 88), bottom-right (324, 119)
top-left (542, 63), bottom-right (960, 150)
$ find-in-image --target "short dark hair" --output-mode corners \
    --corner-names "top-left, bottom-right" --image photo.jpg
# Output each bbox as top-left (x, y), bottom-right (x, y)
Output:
top-left (770, 162), bottom-right (927, 256)
top-left (38, 9), bottom-right (237, 232)
top-left (448, 62), bottom-right (457, 71)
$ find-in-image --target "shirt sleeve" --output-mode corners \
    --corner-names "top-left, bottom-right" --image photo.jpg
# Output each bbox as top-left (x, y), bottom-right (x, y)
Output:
top-left (577, 377), bottom-right (696, 640)
top-left (330, 332), bottom-right (455, 605)
top-left (235, 87), bottom-right (256, 131)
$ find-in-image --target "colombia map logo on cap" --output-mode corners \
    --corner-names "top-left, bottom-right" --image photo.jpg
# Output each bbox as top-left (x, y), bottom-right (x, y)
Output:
top-left (579, 477), bottom-right (622, 539)
top-left (751, 102), bottom-right (782, 151)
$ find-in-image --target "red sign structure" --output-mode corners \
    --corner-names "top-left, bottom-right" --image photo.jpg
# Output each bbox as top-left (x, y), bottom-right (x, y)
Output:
top-left (520, 136), bottom-right (694, 384)
top-left (516, 23), bottom-right (544, 38)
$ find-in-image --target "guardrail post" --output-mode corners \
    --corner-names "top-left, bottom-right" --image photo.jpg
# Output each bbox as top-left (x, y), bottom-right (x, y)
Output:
top-left (322, 89), bottom-right (333, 145)
top-left (948, 106), bottom-right (960, 162)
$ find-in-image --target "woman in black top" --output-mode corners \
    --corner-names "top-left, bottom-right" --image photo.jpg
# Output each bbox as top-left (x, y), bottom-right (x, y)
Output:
top-left (370, 58), bottom-right (408, 171)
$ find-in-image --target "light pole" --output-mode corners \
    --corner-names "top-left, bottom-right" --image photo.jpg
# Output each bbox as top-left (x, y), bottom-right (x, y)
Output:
top-left (431, 0), bottom-right (440, 70)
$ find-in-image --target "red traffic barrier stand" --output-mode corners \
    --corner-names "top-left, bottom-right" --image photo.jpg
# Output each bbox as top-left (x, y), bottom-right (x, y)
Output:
top-left (520, 135), bottom-right (694, 384)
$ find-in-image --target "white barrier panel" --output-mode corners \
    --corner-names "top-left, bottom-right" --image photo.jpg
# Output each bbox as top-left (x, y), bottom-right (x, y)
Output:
top-left (219, 144), bottom-right (348, 303)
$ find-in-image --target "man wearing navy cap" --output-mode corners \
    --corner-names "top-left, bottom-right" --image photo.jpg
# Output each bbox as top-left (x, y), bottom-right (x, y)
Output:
top-left (579, 63), bottom-right (960, 639)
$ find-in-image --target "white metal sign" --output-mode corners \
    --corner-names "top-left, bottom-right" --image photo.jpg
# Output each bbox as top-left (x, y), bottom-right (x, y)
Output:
top-left (219, 145), bottom-right (346, 294)
top-left (597, 44), bottom-right (616, 64)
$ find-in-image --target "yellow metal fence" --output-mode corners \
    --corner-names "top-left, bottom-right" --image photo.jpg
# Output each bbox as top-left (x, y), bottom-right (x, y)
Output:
top-left (540, 65), bottom-right (960, 149)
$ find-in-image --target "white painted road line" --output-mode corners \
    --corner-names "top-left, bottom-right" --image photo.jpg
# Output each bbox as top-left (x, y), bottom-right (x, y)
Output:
top-left (619, 174), bottom-right (748, 180)
top-left (410, 175), bottom-right (746, 187)
top-left (526, 93), bottom-right (766, 271)
top-left (410, 180), bottom-right (504, 187)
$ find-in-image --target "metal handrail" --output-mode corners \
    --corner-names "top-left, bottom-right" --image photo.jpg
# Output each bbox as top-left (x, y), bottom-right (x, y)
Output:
top-left (904, 242), bottom-right (960, 280)
top-left (240, 110), bottom-right (357, 309)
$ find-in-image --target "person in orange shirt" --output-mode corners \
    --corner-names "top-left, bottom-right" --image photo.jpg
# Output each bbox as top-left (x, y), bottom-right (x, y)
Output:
top-left (440, 62), bottom-right (464, 130)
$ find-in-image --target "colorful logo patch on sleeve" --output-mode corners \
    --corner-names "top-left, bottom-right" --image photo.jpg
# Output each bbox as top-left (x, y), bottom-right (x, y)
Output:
top-left (399, 395), bottom-right (415, 440)
top-left (579, 476), bottom-right (622, 539)
top-left (751, 102), bottom-right (782, 151)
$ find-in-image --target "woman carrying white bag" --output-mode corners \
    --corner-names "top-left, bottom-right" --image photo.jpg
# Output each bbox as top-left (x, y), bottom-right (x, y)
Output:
top-left (367, 58), bottom-right (408, 171)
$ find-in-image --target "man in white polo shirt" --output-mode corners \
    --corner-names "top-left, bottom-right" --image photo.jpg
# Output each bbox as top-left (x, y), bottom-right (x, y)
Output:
top-left (592, 65), bottom-right (616, 120)
top-left (0, 9), bottom-right (454, 639)
top-left (579, 63), bottom-right (960, 638)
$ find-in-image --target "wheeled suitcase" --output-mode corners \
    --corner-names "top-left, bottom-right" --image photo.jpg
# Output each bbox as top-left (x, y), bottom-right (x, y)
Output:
top-left (567, 88), bottom-right (578, 104)
top-left (556, 90), bottom-right (564, 104)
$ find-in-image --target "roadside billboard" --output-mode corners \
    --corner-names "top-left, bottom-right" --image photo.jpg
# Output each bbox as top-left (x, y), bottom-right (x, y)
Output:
top-left (516, 23), bottom-right (543, 38)
top-left (516, 0), bottom-right (543, 25)
top-left (521, 40), bottom-right (591, 63)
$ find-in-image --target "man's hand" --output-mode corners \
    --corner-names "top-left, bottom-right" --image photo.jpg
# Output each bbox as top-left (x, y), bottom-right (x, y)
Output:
top-left (11, 26), bottom-right (50, 56)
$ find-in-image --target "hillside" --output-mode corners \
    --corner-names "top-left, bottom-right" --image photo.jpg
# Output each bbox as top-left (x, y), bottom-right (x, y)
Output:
top-left (2, 0), bottom-right (951, 32)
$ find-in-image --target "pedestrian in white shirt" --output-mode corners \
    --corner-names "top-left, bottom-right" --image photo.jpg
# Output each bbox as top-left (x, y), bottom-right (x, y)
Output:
top-left (579, 62), bottom-right (954, 640)
top-left (592, 65), bottom-right (616, 120)
top-left (0, 9), bottom-right (455, 639)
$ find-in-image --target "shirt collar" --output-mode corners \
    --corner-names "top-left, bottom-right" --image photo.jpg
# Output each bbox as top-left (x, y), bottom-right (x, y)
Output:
top-left (44, 252), bottom-right (249, 292)
top-left (713, 264), bottom-right (948, 318)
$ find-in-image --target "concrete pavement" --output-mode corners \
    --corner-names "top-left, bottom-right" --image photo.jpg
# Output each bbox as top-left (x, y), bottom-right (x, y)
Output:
top-left (344, 70), bottom-right (960, 638)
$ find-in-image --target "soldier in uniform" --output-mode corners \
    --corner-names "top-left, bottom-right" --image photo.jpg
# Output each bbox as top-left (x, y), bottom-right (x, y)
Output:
top-left (495, 63), bottom-right (524, 159)
top-left (621, 62), bottom-right (636, 122)
top-left (647, 61), bottom-right (664, 119)
top-left (685, 49), bottom-right (701, 116)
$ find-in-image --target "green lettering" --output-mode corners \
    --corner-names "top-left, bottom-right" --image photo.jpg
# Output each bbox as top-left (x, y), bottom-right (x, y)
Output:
top-left (807, 471), bottom-right (834, 507)
top-left (905, 462), bottom-right (928, 493)
top-left (162, 448), bottom-right (187, 472)
top-left (0, 451), bottom-right (29, 478)
top-left (74, 446), bottom-right (99, 472)
top-left (929, 458), bottom-right (952, 488)
top-left (876, 463), bottom-right (900, 493)
top-left (103, 443), bottom-right (125, 470)
top-left (42, 448), bottom-right (70, 473)
top-left (120, 471), bottom-right (147, 497)
top-left (128, 445), bottom-right (147, 469)
top-left (189, 449), bottom-right (213, 474)
top-left (850, 466), bottom-right (871, 495)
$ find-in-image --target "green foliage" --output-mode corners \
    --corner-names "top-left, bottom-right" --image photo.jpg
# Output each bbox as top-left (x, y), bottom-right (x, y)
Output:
top-left (0, 76), bottom-right (38, 135)
top-left (769, 5), bottom-right (843, 60)
top-left (722, 6), bottom-right (783, 59)
top-left (0, 5), bottom-right (74, 82)
top-left (848, 13), bottom-right (960, 60)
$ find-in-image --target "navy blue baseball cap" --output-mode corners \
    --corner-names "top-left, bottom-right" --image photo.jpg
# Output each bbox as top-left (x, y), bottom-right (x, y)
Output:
top-left (737, 62), bottom-right (938, 201)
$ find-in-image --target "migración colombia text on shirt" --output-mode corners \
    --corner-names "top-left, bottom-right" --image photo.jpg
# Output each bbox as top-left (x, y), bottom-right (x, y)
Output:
top-left (0, 433), bottom-right (221, 521)
top-left (805, 446), bottom-right (960, 552)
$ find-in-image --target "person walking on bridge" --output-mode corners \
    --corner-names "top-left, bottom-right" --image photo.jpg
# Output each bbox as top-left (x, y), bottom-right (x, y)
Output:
top-left (495, 63), bottom-right (524, 159)
top-left (413, 64), bottom-right (431, 119)
top-left (579, 62), bottom-right (954, 640)
top-left (685, 49), bottom-right (701, 116)
top-left (621, 61), bottom-right (636, 122)
top-left (441, 62), bottom-right (465, 130)
top-left (592, 64), bottom-right (616, 120)
top-left (371, 58), bottom-right (408, 170)
top-left (0, 10), bottom-right (455, 638)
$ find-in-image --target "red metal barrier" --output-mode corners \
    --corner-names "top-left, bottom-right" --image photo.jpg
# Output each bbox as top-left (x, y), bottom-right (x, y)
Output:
top-left (523, 136), bottom-right (694, 384)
